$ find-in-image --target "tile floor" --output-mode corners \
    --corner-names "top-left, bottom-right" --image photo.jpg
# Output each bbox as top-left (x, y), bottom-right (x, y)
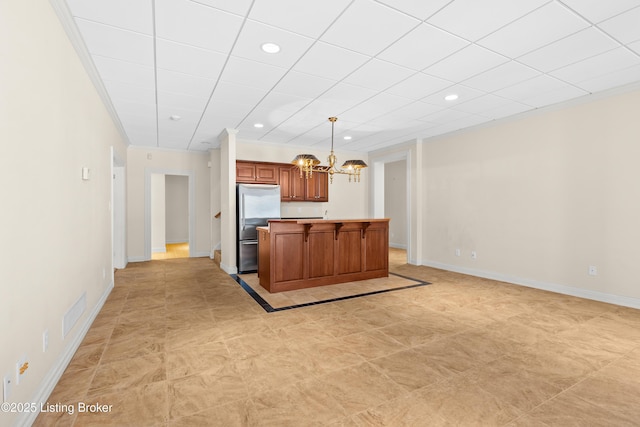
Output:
top-left (34, 249), bottom-right (640, 426)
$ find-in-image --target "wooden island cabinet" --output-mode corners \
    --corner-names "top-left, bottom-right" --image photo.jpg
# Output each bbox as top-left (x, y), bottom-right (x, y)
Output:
top-left (257, 219), bottom-right (389, 293)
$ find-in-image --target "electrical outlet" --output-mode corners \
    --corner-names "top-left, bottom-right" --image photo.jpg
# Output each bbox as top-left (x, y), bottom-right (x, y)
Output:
top-left (3, 373), bottom-right (12, 402)
top-left (588, 266), bottom-right (597, 276)
top-left (471, 251), bottom-right (477, 259)
top-left (455, 249), bottom-right (461, 257)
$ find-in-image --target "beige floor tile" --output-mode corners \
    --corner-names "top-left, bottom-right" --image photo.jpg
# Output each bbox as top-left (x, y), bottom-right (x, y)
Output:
top-left (368, 348), bottom-right (447, 391)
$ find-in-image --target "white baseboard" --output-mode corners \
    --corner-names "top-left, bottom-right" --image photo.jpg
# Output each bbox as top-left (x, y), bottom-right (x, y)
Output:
top-left (166, 239), bottom-right (188, 244)
top-left (16, 281), bottom-right (114, 427)
top-left (152, 246), bottom-right (166, 253)
top-left (421, 259), bottom-right (640, 310)
top-left (127, 256), bottom-right (147, 263)
top-left (190, 251), bottom-right (211, 258)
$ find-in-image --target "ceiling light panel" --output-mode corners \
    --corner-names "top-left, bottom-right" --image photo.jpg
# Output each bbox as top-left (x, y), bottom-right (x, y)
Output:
top-left (478, 2), bottom-right (590, 58)
top-left (231, 20), bottom-right (315, 68)
top-left (421, 84), bottom-right (485, 107)
top-left (154, 0), bottom-right (244, 53)
top-left (427, 0), bottom-right (548, 42)
top-left (66, 0), bottom-right (153, 34)
top-left (378, 23), bottom-right (469, 71)
top-left (248, 0), bottom-right (352, 38)
top-left (75, 19), bottom-right (154, 66)
top-left (321, 0), bottom-right (421, 56)
top-left (155, 39), bottom-right (227, 79)
top-left (518, 27), bottom-right (620, 73)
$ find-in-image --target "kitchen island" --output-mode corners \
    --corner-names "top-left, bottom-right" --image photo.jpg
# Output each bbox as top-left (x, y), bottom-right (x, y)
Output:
top-left (257, 219), bottom-right (389, 293)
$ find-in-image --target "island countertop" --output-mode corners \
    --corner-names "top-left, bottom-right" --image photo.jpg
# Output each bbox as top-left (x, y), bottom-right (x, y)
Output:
top-left (257, 218), bottom-right (389, 293)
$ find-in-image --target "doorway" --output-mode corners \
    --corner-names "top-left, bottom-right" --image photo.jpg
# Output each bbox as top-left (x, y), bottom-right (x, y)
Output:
top-left (111, 147), bottom-right (126, 271)
top-left (144, 168), bottom-right (195, 261)
top-left (151, 174), bottom-right (190, 260)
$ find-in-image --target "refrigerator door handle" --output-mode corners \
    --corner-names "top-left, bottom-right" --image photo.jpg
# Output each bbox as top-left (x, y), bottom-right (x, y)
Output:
top-left (241, 241), bottom-right (258, 245)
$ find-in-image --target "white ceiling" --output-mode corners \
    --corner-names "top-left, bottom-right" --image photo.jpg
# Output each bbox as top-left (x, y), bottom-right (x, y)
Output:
top-left (60, 0), bottom-right (640, 153)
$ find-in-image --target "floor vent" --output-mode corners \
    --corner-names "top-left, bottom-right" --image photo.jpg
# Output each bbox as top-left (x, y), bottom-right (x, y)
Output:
top-left (63, 292), bottom-right (86, 338)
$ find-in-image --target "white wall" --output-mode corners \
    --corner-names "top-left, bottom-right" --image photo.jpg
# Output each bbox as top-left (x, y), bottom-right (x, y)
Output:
top-left (385, 160), bottom-right (407, 248)
top-left (127, 147), bottom-right (210, 260)
top-left (421, 87), bottom-right (640, 307)
top-left (165, 175), bottom-right (189, 243)
top-left (0, 0), bottom-right (127, 424)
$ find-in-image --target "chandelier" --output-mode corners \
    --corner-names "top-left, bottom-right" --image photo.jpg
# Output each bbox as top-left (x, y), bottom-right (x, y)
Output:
top-left (291, 117), bottom-right (367, 183)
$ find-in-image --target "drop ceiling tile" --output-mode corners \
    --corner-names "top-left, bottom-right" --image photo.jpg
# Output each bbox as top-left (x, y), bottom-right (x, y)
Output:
top-left (232, 20), bottom-right (315, 68)
top-left (203, 100), bottom-right (255, 119)
top-left (573, 63), bottom-right (640, 92)
top-left (257, 92), bottom-right (312, 114)
top-left (598, 6), bottom-right (640, 44)
top-left (273, 71), bottom-right (337, 99)
top-left (522, 84), bottom-right (588, 108)
top-left (518, 27), bottom-right (620, 72)
top-left (66, 0), bottom-right (153, 34)
top-left (157, 91), bottom-right (209, 112)
top-left (421, 108), bottom-right (472, 125)
top-left (386, 72), bottom-right (453, 100)
top-left (493, 74), bottom-right (567, 102)
top-left (321, 0), bottom-right (421, 56)
top-left (420, 84), bottom-right (486, 107)
top-left (559, 0), bottom-right (640, 23)
top-left (294, 42), bottom-right (369, 81)
top-left (550, 47), bottom-right (640, 84)
top-left (125, 130), bottom-right (157, 147)
top-left (248, 0), bottom-right (351, 38)
top-left (210, 81), bottom-right (269, 106)
top-left (343, 93), bottom-right (414, 122)
top-left (238, 106), bottom-right (298, 130)
top-left (478, 2), bottom-right (590, 58)
top-left (479, 101), bottom-right (532, 120)
top-left (424, 44), bottom-right (509, 82)
top-left (75, 19), bottom-right (153, 66)
top-left (155, 0), bottom-right (244, 53)
top-left (462, 61), bottom-right (541, 93)
top-left (156, 68), bottom-right (216, 98)
top-left (92, 56), bottom-right (155, 89)
top-left (342, 59), bottom-right (415, 91)
top-left (383, 102), bottom-right (444, 122)
top-left (102, 80), bottom-right (155, 105)
top-left (156, 39), bottom-right (227, 79)
top-left (452, 94), bottom-right (513, 115)
top-left (318, 83), bottom-right (378, 111)
top-left (378, 23), bottom-right (469, 71)
top-left (375, 0), bottom-right (454, 20)
top-left (427, 0), bottom-right (548, 42)
top-left (630, 38), bottom-right (640, 55)
top-left (220, 56), bottom-right (288, 91)
top-left (189, 0), bottom-right (253, 16)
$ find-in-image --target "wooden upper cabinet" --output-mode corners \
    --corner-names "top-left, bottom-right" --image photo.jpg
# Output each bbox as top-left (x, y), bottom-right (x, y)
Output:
top-left (305, 171), bottom-right (328, 202)
top-left (255, 164), bottom-right (278, 184)
top-left (236, 161), bottom-right (278, 184)
top-left (236, 161), bottom-right (256, 183)
top-left (238, 161), bottom-right (328, 202)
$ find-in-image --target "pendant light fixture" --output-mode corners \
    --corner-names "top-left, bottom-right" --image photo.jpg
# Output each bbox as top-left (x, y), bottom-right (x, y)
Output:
top-left (291, 117), bottom-right (367, 183)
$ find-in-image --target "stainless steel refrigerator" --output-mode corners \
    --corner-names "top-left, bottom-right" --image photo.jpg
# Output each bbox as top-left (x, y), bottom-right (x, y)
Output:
top-left (236, 184), bottom-right (281, 273)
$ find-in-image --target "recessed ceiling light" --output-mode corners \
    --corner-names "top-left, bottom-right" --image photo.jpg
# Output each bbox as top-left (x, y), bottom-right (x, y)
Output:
top-left (254, 123), bottom-right (264, 128)
top-left (444, 94), bottom-right (459, 101)
top-left (343, 136), bottom-right (352, 140)
top-left (261, 42), bottom-right (280, 54)
top-left (169, 115), bottom-right (181, 120)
